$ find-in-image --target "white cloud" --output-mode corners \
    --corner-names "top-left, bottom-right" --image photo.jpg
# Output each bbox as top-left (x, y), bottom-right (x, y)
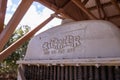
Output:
top-left (7, 0), bottom-right (12, 10)
top-left (20, 3), bottom-right (62, 32)
top-left (5, 0), bottom-right (21, 24)
top-left (7, 0), bottom-right (21, 12)
top-left (11, 4), bottom-right (18, 12)
top-left (20, 4), bottom-right (41, 28)
top-left (5, 1), bottom-right (62, 34)
top-left (5, 13), bottom-right (12, 24)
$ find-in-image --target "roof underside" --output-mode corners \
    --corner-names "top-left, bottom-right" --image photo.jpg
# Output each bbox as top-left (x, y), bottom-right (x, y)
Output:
top-left (36, 0), bottom-right (120, 27)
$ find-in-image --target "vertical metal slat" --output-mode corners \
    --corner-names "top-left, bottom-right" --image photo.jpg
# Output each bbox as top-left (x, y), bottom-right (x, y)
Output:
top-left (69, 66), bottom-right (73, 80)
top-left (101, 66), bottom-right (107, 80)
top-left (77, 66), bottom-right (83, 80)
top-left (57, 66), bottom-right (60, 80)
top-left (95, 67), bottom-right (101, 80)
top-left (74, 66), bottom-right (77, 80)
top-left (65, 66), bottom-right (68, 80)
top-left (84, 66), bottom-right (89, 80)
top-left (114, 66), bottom-right (120, 80)
top-left (89, 66), bottom-right (94, 80)
top-left (61, 66), bottom-right (64, 80)
top-left (54, 66), bottom-right (56, 80)
top-left (108, 66), bottom-right (114, 80)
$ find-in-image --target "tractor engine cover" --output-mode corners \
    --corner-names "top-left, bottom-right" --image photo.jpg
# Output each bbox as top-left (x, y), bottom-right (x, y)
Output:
top-left (24, 20), bottom-right (120, 60)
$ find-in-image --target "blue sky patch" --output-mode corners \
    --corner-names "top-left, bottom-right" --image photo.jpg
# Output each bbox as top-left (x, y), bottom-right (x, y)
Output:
top-left (12, 0), bottom-right (20, 4)
top-left (33, 2), bottom-right (45, 13)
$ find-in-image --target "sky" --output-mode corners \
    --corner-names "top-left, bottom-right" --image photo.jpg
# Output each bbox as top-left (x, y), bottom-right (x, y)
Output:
top-left (5, 0), bottom-right (62, 33)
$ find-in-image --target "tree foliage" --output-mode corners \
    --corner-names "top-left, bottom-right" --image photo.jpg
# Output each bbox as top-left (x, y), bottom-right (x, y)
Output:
top-left (0, 25), bottom-right (30, 79)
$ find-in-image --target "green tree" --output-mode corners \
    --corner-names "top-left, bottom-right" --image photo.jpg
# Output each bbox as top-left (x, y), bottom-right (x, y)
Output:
top-left (0, 25), bottom-right (30, 79)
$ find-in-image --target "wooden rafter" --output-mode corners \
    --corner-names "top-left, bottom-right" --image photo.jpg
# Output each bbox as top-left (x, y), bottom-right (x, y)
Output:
top-left (0, 0), bottom-right (33, 52)
top-left (0, 0), bottom-right (7, 33)
top-left (95, 0), bottom-right (102, 19)
top-left (82, 0), bottom-right (89, 5)
top-left (36, 0), bottom-right (73, 19)
top-left (35, 0), bottom-right (58, 12)
top-left (111, 0), bottom-right (120, 14)
top-left (54, 14), bottom-right (65, 20)
top-left (58, 1), bottom-right (76, 20)
top-left (88, 2), bottom-right (112, 10)
top-left (57, 9), bottom-right (74, 19)
top-left (108, 14), bottom-right (120, 19)
top-left (0, 13), bottom-right (55, 61)
top-left (95, 0), bottom-right (108, 19)
top-left (100, 5), bottom-right (108, 20)
top-left (71, 0), bottom-right (98, 20)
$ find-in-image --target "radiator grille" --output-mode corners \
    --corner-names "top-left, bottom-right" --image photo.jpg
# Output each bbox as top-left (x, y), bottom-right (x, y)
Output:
top-left (24, 65), bottom-right (120, 80)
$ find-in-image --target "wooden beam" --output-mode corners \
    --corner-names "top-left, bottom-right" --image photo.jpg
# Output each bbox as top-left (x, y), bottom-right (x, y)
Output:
top-left (35, 0), bottom-right (75, 20)
top-left (111, 0), bottom-right (120, 14)
top-left (58, 1), bottom-right (76, 20)
top-left (35, 0), bottom-right (58, 12)
top-left (0, 0), bottom-right (7, 33)
top-left (95, 0), bottom-right (108, 19)
top-left (71, 0), bottom-right (98, 19)
top-left (82, 0), bottom-right (89, 5)
top-left (0, 0), bottom-right (33, 52)
top-left (54, 15), bottom-right (65, 20)
top-left (95, 0), bottom-right (102, 19)
top-left (88, 2), bottom-right (112, 11)
top-left (108, 14), bottom-right (120, 19)
top-left (0, 14), bottom-right (55, 61)
top-left (100, 5), bottom-right (108, 20)
top-left (57, 9), bottom-right (74, 20)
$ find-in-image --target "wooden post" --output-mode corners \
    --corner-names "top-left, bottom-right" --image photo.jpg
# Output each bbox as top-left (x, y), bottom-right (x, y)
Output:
top-left (0, 14), bottom-right (55, 61)
top-left (0, 0), bottom-right (7, 33)
top-left (0, 0), bottom-right (33, 52)
top-left (71, 0), bottom-right (98, 19)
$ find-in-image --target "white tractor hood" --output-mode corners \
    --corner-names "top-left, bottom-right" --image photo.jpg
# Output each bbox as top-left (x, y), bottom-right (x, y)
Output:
top-left (24, 20), bottom-right (120, 60)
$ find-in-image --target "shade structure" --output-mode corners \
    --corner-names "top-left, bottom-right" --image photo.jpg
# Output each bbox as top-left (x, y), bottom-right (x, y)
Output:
top-left (35, 0), bottom-right (120, 27)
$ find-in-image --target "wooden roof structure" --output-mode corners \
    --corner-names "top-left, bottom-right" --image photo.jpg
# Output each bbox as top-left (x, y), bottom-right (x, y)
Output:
top-left (0, 0), bottom-right (120, 61)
